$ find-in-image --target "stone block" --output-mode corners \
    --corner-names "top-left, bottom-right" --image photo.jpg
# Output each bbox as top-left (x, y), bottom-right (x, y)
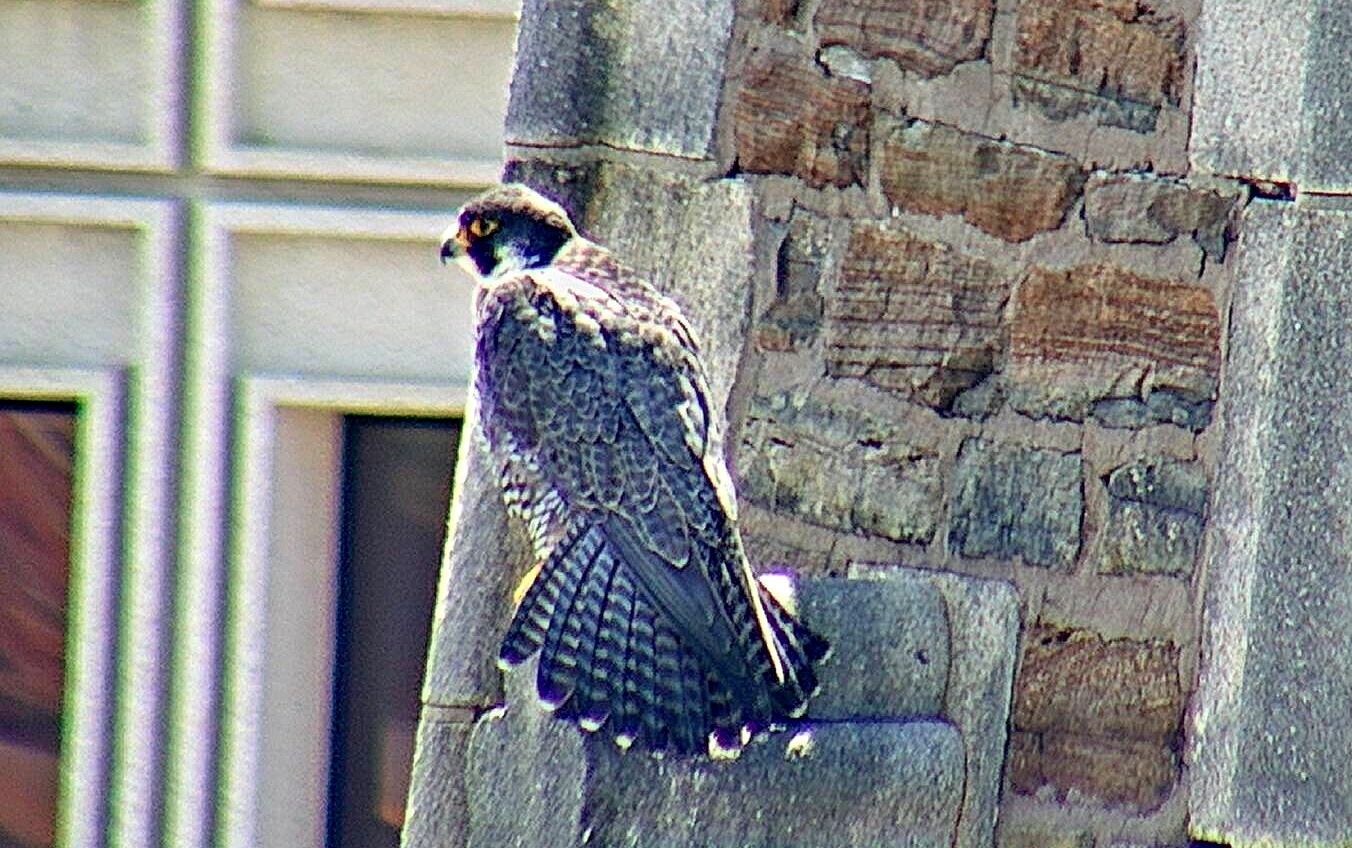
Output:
top-left (823, 221), bottom-right (1016, 408)
top-left (756, 210), bottom-right (829, 352)
top-left (400, 710), bottom-right (473, 848)
top-left (1011, 731), bottom-right (1179, 812)
top-left (949, 438), bottom-right (1082, 567)
top-left (879, 118), bottom-right (1085, 242)
top-left (1191, 0), bottom-right (1352, 192)
top-left (734, 40), bottom-right (870, 188)
top-left (1084, 173), bottom-right (1238, 262)
top-left (738, 386), bottom-right (943, 544)
top-left (465, 660), bottom-right (589, 848)
top-left (419, 413), bottom-right (532, 708)
top-left (586, 721), bottom-right (964, 848)
top-left (798, 577), bottom-right (949, 720)
top-left (504, 0), bottom-right (734, 159)
top-left (1096, 459), bottom-right (1207, 578)
top-left (461, 574), bottom-right (989, 848)
top-left (1190, 201), bottom-right (1352, 847)
top-left (1012, 0), bottom-right (1185, 133)
top-left (1007, 263), bottom-right (1220, 420)
top-left (1089, 390), bottom-right (1213, 432)
top-left (1015, 623), bottom-right (1183, 741)
top-left (814, 0), bottom-right (994, 77)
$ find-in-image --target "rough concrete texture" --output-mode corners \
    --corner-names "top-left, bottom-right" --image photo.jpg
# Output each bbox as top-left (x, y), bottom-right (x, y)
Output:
top-left (797, 576), bottom-right (949, 720)
top-left (1012, 0), bottom-right (1185, 133)
top-left (824, 221), bottom-right (1016, 408)
top-left (949, 438), bottom-right (1082, 568)
top-left (465, 660), bottom-right (589, 848)
top-left (879, 117), bottom-right (1085, 242)
top-left (504, 0), bottom-right (734, 158)
top-left (585, 721), bottom-right (963, 848)
top-left (419, 402), bottom-right (533, 708)
top-left (1006, 263), bottom-right (1220, 420)
top-left (734, 39), bottom-right (870, 188)
top-left (1096, 459), bottom-right (1206, 577)
top-left (1192, 0), bottom-right (1352, 192)
top-left (814, 0), bottom-right (995, 77)
top-left (738, 386), bottom-right (943, 545)
top-left (400, 710), bottom-right (473, 848)
top-left (920, 568), bottom-right (1020, 848)
top-left (1190, 200), bottom-right (1352, 846)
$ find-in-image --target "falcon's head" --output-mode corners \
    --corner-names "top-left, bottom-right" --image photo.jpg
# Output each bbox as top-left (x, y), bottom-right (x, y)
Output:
top-left (440, 184), bottom-right (578, 279)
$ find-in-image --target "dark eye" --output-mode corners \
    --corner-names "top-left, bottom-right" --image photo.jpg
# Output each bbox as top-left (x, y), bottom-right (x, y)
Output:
top-left (468, 217), bottom-right (499, 238)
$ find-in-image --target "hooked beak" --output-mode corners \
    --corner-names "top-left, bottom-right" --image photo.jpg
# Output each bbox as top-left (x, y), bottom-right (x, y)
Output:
top-left (439, 224), bottom-right (470, 265)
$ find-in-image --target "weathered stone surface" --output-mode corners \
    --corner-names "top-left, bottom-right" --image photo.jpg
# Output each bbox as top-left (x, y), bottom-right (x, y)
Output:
top-left (1090, 390), bottom-right (1213, 431)
top-left (1007, 263), bottom-right (1220, 420)
top-left (1191, 202), bottom-right (1352, 846)
top-left (814, 0), bottom-right (994, 77)
top-left (1191, 0), bottom-right (1352, 192)
top-left (1000, 818), bottom-right (1095, 848)
top-left (734, 41), bottom-right (870, 188)
top-left (587, 721), bottom-right (964, 848)
top-left (823, 221), bottom-right (1015, 407)
top-left (400, 711), bottom-right (473, 848)
top-left (1097, 459), bottom-right (1207, 577)
top-left (738, 387), bottom-right (943, 544)
top-left (798, 576), bottom-right (949, 720)
top-left (505, 0), bottom-right (734, 158)
top-left (419, 411), bottom-right (531, 708)
top-left (949, 438), bottom-right (1082, 567)
top-left (757, 211), bottom-right (828, 352)
top-left (465, 661), bottom-right (588, 848)
top-left (1016, 623), bottom-right (1182, 741)
top-left (1013, 623), bottom-right (1183, 810)
top-left (879, 119), bottom-right (1085, 242)
top-left (921, 569), bottom-right (1019, 848)
top-left (1084, 173), bottom-right (1238, 261)
top-left (1012, 0), bottom-right (1185, 133)
top-left (1011, 731), bottom-right (1179, 812)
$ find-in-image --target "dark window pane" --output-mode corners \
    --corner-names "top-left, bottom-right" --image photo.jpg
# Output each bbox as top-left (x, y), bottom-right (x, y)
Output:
top-left (328, 416), bottom-right (461, 848)
top-left (0, 402), bottom-right (77, 848)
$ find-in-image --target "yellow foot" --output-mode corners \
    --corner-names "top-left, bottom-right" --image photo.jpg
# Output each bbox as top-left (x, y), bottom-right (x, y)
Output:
top-left (513, 561), bottom-right (544, 608)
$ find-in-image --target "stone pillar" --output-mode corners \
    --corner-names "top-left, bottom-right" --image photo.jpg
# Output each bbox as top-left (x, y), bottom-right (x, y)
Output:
top-left (1188, 0), bottom-right (1352, 844)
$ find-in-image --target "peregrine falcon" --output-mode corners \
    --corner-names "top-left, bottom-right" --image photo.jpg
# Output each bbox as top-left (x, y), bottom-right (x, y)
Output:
top-left (440, 183), bottom-right (827, 756)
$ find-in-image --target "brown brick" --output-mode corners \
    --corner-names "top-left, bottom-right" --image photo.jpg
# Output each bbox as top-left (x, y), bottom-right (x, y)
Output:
top-left (1085, 173), bottom-right (1237, 261)
top-left (879, 119), bottom-right (1084, 242)
top-left (1007, 730), bottom-right (1045, 796)
top-left (734, 43), bottom-right (870, 188)
top-left (1008, 263), bottom-right (1219, 411)
top-left (1036, 731), bottom-right (1179, 811)
top-left (823, 222), bottom-right (1015, 406)
top-left (1014, 623), bottom-right (1182, 740)
top-left (1013, 0), bottom-right (1186, 132)
top-left (815, 0), bottom-right (994, 77)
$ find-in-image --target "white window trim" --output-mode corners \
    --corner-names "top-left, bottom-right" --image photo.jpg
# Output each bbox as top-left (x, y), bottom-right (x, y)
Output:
top-left (0, 0), bottom-right (181, 172)
top-left (174, 199), bottom-right (473, 848)
top-left (0, 367), bottom-right (121, 848)
top-left (199, 0), bottom-right (507, 186)
top-left (219, 377), bottom-right (464, 848)
top-left (0, 192), bottom-right (180, 848)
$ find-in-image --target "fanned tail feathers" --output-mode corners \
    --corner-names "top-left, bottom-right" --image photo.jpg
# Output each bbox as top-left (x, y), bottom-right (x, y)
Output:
top-left (498, 522), bottom-right (829, 756)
